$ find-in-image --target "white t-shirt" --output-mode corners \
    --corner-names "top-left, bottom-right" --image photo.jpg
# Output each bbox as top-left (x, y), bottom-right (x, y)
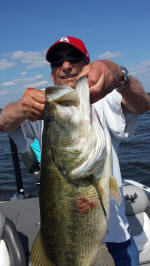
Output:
top-left (10, 90), bottom-right (137, 243)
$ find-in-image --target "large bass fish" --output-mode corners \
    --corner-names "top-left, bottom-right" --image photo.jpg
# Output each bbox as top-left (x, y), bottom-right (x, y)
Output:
top-left (31, 76), bottom-right (121, 266)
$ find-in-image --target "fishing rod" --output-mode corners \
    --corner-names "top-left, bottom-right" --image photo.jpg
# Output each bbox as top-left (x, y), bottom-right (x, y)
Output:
top-left (9, 136), bottom-right (24, 196)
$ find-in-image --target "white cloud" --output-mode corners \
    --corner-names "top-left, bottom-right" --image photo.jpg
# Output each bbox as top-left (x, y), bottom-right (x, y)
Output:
top-left (0, 90), bottom-right (8, 96)
top-left (34, 74), bottom-right (43, 79)
top-left (128, 61), bottom-right (150, 76)
top-left (22, 80), bottom-right (49, 89)
top-left (11, 50), bottom-right (48, 69)
top-left (21, 72), bottom-right (27, 76)
top-left (0, 59), bottom-right (16, 70)
top-left (0, 74), bottom-right (50, 90)
top-left (127, 60), bottom-right (150, 92)
top-left (1, 81), bottom-right (15, 87)
top-left (0, 49), bottom-right (49, 71)
top-left (98, 51), bottom-right (124, 59)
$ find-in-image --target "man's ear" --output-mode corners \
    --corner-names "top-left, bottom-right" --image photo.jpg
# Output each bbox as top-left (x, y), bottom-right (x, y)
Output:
top-left (51, 72), bottom-right (55, 83)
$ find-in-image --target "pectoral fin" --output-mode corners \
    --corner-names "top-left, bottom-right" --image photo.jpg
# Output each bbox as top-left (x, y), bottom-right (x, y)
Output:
top-left (97, 183), bottom-right (108, 218)
top-left (110, 176), bottom-right (121, 205)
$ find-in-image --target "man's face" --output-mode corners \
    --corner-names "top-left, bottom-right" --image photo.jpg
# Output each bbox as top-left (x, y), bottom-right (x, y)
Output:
top-left (51, 46), bottom-right (87, 88)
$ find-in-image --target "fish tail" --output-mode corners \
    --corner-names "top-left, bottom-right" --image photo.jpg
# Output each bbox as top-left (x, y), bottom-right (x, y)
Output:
top-left (94, 244), bottom-right (115, 266)
top-left (30, 231), bottom-right (55, 266)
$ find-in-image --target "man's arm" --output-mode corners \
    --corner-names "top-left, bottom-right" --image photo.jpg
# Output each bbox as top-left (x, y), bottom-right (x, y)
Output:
top-left (78, 60), bottom-right (150, 114)
top-left (0, 88), bottom-right (45, 133)
top-left (119, 76), bottom-right (150, 114)
top-left (0, 100), bottom-right (26, 133)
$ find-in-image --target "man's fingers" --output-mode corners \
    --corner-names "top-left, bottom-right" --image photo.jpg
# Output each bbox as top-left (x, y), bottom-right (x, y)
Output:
top-left (25, 88), bottom-right (45, 104)
top-left (30, 101), bottom-right (45, 112)
top-left (21, 88), bottom-right (46, 120)
top-left (87, 62), bottom-right (102, 87)
top-left (90, 74), bottom-right (108, 103)
top-left (77, 64), bottom-right (90, 80)
top-left (23, 103), bottom-right (45, 120)
top-left (22, 98), bottom-right (45, 113)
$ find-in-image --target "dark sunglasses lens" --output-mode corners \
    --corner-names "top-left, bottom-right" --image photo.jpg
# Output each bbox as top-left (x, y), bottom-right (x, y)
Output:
top-left (51, 53), bottom-right (84, 67)
top-left (50, 56), bottom-right (63, 67)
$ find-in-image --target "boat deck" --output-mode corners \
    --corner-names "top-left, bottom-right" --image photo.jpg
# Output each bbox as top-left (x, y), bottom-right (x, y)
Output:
top-left (0, 197), bottom-right (40, 257)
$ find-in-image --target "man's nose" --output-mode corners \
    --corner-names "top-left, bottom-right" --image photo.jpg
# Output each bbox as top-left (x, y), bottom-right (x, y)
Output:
top-left (61, 61), bottom-right (72, 72)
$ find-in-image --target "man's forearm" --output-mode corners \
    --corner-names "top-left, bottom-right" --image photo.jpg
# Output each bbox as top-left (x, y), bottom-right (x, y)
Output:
top-left (119, 76), bottom-right (150, 114)
top-left (0, 100), bottom-right (26, 133)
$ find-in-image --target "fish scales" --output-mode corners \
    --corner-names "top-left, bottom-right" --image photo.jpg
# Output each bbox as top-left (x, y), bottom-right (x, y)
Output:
top-left (39, 162), bottom-right (107, 265)
top-left (31, 76), bottom-right (121, 266)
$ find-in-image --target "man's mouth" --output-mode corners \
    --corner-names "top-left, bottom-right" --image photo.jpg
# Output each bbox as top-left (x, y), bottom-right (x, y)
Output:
top-left (61, 73), bottom-right (77, 79)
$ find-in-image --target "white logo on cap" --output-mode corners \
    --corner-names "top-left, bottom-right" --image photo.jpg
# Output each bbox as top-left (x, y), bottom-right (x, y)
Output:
top-left (59, 37), bottom-right (70, 43)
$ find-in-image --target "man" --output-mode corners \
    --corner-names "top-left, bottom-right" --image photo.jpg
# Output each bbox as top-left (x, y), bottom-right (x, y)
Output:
top-left (0, 36), bottom-right (150, 265)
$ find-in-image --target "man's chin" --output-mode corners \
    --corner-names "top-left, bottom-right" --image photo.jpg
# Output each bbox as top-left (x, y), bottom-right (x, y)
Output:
top-left (59, 78), bottom-right (77, 88)
top-left (65, 81), bottom-right (76, 88)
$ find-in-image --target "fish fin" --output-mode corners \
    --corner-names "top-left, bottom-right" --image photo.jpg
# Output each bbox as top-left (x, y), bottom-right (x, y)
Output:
top-left (97, 183), bottom-right (108, 218)
top-left (30, 231), bottom-right (55, 266)
top-left (94, 244), bottom-right (115, 266)
top-left (110, 176), bottom-right (121, 205)
top-left (97, 183), bottom-right (106, 203)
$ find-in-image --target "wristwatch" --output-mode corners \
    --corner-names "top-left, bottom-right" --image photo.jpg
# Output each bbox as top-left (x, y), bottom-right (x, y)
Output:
top-left (116, 66), bottom-right (130, 92)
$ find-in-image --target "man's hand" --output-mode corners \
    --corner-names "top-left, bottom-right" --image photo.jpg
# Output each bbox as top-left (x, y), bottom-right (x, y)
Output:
top-left (21, 88), bottom-right (45, 121)
top-left (78, 60), bottom-right (150, 114)
top-left (0, 88), bottom-right (46, 133)
top-left (78, 60), bottom-right (122, 103)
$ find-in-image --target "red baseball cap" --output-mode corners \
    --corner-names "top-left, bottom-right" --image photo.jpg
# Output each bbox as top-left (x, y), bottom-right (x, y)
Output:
top-left (46, 36), bottom-right (90, 63)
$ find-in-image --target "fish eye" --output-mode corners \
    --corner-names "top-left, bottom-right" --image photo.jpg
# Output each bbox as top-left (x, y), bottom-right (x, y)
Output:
top-left (45, 114), bottom-right (54, 124)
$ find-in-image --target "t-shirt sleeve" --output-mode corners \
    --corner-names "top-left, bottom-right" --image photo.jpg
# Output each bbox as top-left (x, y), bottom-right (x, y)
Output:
top-left (9, 120), bottom-right (43, 153)
top-left (99, 90), bottom-right (137, 140)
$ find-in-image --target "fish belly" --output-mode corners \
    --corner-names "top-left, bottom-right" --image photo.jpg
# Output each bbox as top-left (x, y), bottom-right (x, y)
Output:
top-left (31, 160), bottom-right (114, 266)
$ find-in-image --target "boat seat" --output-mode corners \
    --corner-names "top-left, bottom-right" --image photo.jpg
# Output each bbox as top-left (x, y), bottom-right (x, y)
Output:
top-left (0, 212), bottom-right (26, 266)
top-left (123, 185), bottom-right (150, 265)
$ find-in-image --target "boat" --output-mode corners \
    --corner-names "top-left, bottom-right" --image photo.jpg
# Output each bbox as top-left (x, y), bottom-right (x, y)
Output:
top-left (123, 179), bottom-right (150, 266)
top-left (0, 137), bottom-right (150, 265)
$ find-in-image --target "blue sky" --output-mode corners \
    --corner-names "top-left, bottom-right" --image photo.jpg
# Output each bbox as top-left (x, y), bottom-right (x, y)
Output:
top-left (0, 0), bottom-right (150, 107)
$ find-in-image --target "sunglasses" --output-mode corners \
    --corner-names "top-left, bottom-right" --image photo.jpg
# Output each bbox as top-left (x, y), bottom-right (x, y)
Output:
top-left (50, 52), bottom-right (88, 68)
